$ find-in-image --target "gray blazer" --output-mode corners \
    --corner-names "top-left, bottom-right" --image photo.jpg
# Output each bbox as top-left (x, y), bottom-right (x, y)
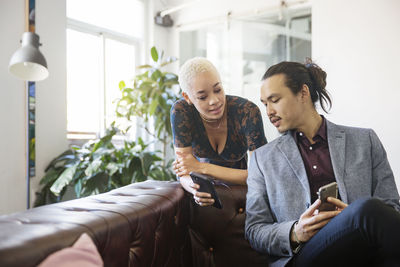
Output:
top-left (245, 119), bottom-right (400, 267)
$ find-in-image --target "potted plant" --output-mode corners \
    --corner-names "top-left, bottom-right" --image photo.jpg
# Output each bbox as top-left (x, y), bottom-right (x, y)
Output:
top-left (115, 46), bottom-right (180, 167)
top-left (34, 47), bottom-right (179, 206)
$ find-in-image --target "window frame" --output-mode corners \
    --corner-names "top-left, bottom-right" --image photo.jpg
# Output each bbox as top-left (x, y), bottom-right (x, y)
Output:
top-left (66, 8), bottom-right (145, 144)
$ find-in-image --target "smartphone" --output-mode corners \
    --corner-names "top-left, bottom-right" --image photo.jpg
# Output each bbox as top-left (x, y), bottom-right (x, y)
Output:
top-left (317, 182), bottom-right (338, 212)
top-left (189, 172), bottom-right (223, 209)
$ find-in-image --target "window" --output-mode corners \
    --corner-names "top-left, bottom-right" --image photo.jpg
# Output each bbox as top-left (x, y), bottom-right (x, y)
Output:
top-left (179, 6), bottom-right (311, 142)
top-left (66, 0), bottom-right (144, 142)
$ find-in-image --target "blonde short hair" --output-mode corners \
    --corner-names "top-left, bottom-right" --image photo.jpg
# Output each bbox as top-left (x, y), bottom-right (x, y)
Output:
top-left (178, 57), bottom-right (220, 92)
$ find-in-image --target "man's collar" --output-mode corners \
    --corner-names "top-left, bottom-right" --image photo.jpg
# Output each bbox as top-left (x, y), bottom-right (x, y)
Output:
top-left (314, 115), bottom-right (327, 141)
top-left (291, 115), bottom-right (327, 143)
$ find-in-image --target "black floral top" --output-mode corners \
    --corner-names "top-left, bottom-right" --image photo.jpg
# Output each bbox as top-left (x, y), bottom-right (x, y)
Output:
top-left (170, 95), bottom-right (267, 170)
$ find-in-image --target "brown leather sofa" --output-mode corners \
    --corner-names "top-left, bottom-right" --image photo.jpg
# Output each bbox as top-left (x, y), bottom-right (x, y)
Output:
top-left (0, 180), bottom-right (268, 267)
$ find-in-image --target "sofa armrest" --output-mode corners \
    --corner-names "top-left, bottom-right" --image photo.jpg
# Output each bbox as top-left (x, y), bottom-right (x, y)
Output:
top-left (0, 180), bottom-right (190, 267)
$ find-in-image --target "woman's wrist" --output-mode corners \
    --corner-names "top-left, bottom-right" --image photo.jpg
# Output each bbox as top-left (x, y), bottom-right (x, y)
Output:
top-left (199, 162), bottom-right (208, 175)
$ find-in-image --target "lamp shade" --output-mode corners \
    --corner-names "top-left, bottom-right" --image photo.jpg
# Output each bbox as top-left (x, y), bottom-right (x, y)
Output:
top-left (9, 32), bottom-right (49, 81)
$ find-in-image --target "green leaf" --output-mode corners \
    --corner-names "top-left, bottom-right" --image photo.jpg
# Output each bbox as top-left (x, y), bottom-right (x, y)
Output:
top-left (161, 56), bottom-right (178, 66)
top-left (150, 47), bottom-right (158, 62)
top-left (137, 64), bottom-right (153, 69)
top-left (141, 152), bottom-right (159, 175)
top-left (149, 168), bottom-right (164, 180)
top-left (120, 96), bottom-right (134, 104)
top-left (121, 87), bottom-right (133, 94)
top-left (148, 99), bottom-right (159, 116)
top-left (138, 81), bottom-right (155, 92)
top-left (128, 157), bottom-right (143, 183)
top-left (106, 162), bottom-right (119, 176)
top-left (44, 150), bottom-right (75, 172)
top-left (85, 158), bottom-right (103, 177)
top-left (76, 147), bottom-right (91, 155)
top-left (80, 172), bottom-right (109, 197)
top-left (150, 69), bottom-right (162, 81)
top-left (119, 81), bottom-right (126, 90)
top-left (50, 164), bottom-right (78, 196)
top-left (158, 94), bottom-right (167, 108)
top-left (138, 137), bottom-right (145, 148)
top-left (75, 179), bottom-right (82, 198)
top-left (164, 72), bottom-right (178, 81)
top-left (33, 185), bottom-right (49, 207)
top-left (39, 167), bottom-right (64, 186)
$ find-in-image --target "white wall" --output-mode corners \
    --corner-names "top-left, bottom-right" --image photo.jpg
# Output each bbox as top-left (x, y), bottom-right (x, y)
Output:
top-left (34, 0), bottom-right (68, 208)
top-left (150, 0), bottom-right (177, 68)
top-left (0, 0), bottom-right (67, 214)
top-left (312, 0), bottom-right (400, 190)
top-left (0, 0), bottom-right (26, 214)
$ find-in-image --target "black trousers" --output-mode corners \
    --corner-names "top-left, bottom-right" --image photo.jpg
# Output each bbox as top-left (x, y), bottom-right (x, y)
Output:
top-left (292, 197), bottom-right (400, 267)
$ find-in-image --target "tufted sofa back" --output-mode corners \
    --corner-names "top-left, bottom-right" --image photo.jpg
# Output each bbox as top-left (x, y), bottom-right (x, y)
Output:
top-left (0, 181), bottom-right (190, 267)
top-left (0, 180), bottom-right (268, 267)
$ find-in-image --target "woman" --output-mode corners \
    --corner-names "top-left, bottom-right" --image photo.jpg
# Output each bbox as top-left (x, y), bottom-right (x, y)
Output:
top-left (171, 57), bottom-right (267, 206)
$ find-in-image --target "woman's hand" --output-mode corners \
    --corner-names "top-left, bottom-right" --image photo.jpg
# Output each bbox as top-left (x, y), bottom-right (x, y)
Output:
top-left (172, 146), bottom-right (248, 185)
top-left (179, 176), bottom-right (215, 207)
top-left (173, 151), bottom-right (203, 177)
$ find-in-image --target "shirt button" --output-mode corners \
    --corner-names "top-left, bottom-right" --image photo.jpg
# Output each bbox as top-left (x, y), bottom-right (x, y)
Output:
top-left (313, 165), bottom-right (317, 169)
top-left (309, 146), bottom-right (313, 150)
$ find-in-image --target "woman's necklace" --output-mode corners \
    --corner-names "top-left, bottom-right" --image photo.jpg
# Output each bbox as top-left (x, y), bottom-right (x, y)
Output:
top-left (199, 106), bottom-right (226, 129)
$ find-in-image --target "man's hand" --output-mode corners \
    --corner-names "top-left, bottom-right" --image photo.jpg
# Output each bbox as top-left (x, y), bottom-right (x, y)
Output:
top-left (326, 197), bottom-right (348, 211)
top-left (293, 199), bottom-right (341, 243)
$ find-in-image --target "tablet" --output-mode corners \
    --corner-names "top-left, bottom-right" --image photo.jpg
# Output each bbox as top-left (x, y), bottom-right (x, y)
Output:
top-left (189, 172), bottom-right (223, 209)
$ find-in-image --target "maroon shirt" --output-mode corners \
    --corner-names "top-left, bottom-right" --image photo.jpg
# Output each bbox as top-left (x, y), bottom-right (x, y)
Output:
top-left (293, 116), bottom-right (337, 203)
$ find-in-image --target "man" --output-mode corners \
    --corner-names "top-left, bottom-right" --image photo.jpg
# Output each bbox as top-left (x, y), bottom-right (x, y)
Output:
top-left (245, 61), bottom-right (400, 267)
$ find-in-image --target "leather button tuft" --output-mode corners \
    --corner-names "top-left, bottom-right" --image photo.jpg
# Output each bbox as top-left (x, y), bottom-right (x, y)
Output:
top-left (238, 208), bottom-right (244, 214)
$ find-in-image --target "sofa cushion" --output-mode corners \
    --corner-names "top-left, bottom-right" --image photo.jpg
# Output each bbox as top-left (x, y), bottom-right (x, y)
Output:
top-left (38, 233), bottom-right (103, 267)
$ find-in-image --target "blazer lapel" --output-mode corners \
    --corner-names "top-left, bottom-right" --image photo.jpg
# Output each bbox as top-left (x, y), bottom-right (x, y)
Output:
top-left (277, 133), bottom-right (311, 202)
top-left (326, 120), bottom-right (348, 203)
